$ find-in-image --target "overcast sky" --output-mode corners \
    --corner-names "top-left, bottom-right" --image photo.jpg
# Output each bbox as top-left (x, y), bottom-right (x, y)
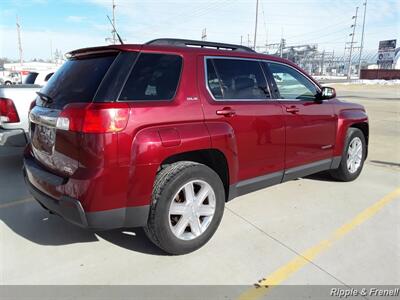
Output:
top-left (0, 0), bottom-right (399, 60)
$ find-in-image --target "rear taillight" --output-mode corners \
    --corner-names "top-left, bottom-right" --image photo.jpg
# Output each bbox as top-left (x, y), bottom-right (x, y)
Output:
top-left (0, 98), bottom-right (20, 123)
top-left (56, 102), bottom-right (130, 133)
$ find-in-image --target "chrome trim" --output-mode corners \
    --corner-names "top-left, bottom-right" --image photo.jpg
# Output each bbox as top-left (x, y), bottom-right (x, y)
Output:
top-left (29, 106), bottom-right (61, 128)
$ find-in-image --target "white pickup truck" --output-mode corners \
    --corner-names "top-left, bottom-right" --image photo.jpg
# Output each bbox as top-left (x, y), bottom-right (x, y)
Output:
top-left (0, 70), bottom-right (56, 149)
top-left (0, 85), bottom-right (41, 148)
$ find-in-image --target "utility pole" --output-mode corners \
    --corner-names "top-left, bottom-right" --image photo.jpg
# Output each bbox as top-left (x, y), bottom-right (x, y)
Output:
top-left (280, 39), bottom-right (285, 58)
top-left (50, 38), bottom-right (53, 63)
top-left (112, 0), bottom-right (117, 44)
top-left (201, 28), bottom-right (207, 41)
top-left (240, 35), bottom-right (243, 45)
top-left (253, 0), bottom-right (259, 50)
top-left (247, 34), bottom-right (251, 48)
top-left (347, 6), bottom-right (358, 80)
top-left (16, 15), bottom-right (23, 65)
top-left (358, 0), bottom-right (367, 78)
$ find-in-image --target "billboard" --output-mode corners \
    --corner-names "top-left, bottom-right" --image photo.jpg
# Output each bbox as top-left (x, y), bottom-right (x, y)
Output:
top-left (378, 39), bottom-right (397, 64)
top-left (379, 39), bottom-right (397, 51)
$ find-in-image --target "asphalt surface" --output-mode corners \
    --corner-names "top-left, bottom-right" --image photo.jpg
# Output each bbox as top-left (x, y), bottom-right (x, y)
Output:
top-left (0, 85), bottom-right (399, 291)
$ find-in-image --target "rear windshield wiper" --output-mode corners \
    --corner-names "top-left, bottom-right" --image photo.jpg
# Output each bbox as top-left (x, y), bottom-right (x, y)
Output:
top-left (36, 91), bottom-right (53, 103)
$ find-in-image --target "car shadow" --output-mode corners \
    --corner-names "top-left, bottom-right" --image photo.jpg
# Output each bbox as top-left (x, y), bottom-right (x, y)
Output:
top-left (0, 202), bottom-right (166, 255)
top-left (304, 171), bottom-right (341, 182)
top-left (0, 153), bottom-right (165, 256)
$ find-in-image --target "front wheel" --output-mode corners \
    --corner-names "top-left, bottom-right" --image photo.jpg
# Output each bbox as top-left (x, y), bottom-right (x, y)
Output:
top-left (145, 161), bottom-right (225, 255)
top-left (330, 128), bottom-right (366, 181)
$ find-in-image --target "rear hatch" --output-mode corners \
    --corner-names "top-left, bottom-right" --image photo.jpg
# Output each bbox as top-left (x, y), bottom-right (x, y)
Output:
top-left (29, 50), bottom-right (127, 177)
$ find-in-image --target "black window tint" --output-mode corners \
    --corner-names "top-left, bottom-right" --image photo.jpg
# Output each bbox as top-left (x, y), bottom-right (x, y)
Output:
top-left (40, 53), bottom-right (117, 109)
top-left (211, 59), bottom-right (269, 100)
top-left (119, 54), bottom-right (182, 101)
top-left (268, 62), bottom-right (318, 100)
top-left (24, 72), bottom-right (38, 84)
top-left (206, 59), bottom-right (223, 99)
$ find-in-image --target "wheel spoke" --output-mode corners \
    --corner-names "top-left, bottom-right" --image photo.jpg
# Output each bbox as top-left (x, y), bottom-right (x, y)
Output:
top-left (356, 144), bottom-right (362, 154)
top-left (183, 182), bottom-right (195, 203)
top-left (170, 202), bottom-right (187, 215)
top-left (190, 217), bottom-right (202, 237)
top-left (348, 145), bottom-right (355, 155)
top-left (196, 184), bottom-right (211, 204)
top-left (351, 160), bottom-right (356, 172)
top-left (173, 215), bottom-right (189, 237)
top-left (198, 204), bottom-right (215, 216)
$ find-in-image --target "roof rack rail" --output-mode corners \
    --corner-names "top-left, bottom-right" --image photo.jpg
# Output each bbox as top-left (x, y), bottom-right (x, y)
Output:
top-left (146, 38), bottom-right (255, 53)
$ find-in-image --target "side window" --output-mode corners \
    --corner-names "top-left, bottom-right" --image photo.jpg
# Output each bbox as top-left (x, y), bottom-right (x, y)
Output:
top-left (119, 53), bottom-right (182, 101)
top-left (206, 58), bottom-right (270, 100)
top-left (206, 60), bottom-right (223, 99)
top-left (267, 62), bottom-right (318, 101)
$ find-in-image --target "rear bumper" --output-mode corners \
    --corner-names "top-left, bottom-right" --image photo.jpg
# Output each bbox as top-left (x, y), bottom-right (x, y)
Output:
top-left (0, 128), bottom-right (27, 147)
top-left (23, 158), bottom-right (150, 230)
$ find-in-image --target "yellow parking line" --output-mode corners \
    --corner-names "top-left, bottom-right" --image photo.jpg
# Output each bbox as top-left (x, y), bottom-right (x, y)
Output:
top-left (238, 187), bottom-right (400, 300)
top-left (0, 197), bottom-right (34, 209)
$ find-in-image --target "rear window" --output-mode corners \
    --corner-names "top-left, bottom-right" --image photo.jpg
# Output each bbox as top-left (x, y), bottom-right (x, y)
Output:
top-left (119, 53), bottom-right (182, 101)
top-left (24, 72), bottom-right (39, 84)
top-left (39, 53), bottom-right (117, 108)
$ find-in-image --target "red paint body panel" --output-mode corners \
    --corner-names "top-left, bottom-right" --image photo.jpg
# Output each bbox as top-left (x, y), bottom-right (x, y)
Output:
top-left (197, 56), bottom-right (286, 182)
top-left (25, 43), bottom-right (368, 215)
top-left (279, 100), bottom-right (337, 169)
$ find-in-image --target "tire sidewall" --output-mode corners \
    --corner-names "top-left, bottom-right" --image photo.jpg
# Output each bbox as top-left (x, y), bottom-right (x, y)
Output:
top-left (153, 164), bottom-right (225, 254)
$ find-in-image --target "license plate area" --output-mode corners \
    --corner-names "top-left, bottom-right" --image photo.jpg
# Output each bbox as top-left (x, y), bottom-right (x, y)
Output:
top-left (32, 125), bottom-right (56, 155)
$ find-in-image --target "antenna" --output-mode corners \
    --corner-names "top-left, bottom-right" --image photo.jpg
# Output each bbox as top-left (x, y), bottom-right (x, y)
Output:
top-left (201, 28), bottom-right (207, 41)
top-left (107, 15), bottom-right (124, 45)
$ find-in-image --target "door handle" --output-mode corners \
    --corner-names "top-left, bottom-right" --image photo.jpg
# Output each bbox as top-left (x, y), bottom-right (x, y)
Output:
top-left (216, 108), bottom-right (236, 117)
top-left (286, 106), bottom-right (300, 114)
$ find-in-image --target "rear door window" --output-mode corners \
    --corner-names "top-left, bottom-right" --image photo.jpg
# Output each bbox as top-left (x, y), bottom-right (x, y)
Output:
top-left (24, 72), bottom-right (39, 84)
top-left (39, 53), bottom-right (117, 109)
top-left (119, 53), bottom-right (182, 101)
top-left (207, 58), bottom-right (270, 100)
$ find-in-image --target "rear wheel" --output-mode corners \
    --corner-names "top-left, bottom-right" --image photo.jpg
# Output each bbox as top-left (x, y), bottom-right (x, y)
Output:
top-left (144, 161), bottom-right (225, 255)
top-left (330, 128), bottom-right (366, 181)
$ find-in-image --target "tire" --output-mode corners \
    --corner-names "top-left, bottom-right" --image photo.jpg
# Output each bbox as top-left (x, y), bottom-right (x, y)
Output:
top-left (5, 81), bottom-right (11, 85)
top-left (329, 128), bottom-right (366, 181)
top-left (144, 161), bottom-right (225, 255)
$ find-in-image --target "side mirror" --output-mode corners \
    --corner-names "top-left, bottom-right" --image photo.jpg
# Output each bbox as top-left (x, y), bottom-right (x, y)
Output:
top-left (317, 87), bottom-right (336, 101)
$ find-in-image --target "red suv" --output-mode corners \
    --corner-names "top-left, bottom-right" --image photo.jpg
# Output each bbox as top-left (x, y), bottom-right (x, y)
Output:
top-left (24, 39), bottom-right (368, 254)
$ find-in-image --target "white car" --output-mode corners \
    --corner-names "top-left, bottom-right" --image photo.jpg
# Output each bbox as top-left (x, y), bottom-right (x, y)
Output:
top-left (3, 72), bottom-right (22, 85)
